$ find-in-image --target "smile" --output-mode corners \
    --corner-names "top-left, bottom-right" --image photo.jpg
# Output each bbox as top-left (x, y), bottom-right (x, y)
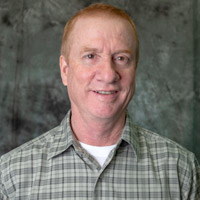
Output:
top-left (94, 91), bottom-right (117, 95)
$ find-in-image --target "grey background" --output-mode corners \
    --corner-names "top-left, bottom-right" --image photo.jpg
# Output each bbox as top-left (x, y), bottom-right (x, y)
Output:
top-left (0, 0), bottom-right (199, 162)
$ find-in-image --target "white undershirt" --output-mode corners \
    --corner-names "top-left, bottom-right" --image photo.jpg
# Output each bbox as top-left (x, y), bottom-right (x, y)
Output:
top-left (79, 142), bottom-right (117, 167)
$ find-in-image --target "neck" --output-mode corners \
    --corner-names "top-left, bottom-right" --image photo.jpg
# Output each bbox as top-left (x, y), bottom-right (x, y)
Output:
top-left (70, 109), bottom-right (126, 146)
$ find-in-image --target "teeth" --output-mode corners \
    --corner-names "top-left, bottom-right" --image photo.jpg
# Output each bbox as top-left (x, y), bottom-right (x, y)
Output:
top-left (96, 91), bottom-right (116, 95)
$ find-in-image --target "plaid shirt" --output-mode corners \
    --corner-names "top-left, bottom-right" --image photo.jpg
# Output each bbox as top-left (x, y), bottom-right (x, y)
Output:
top-left (0, 111), bottom-right (199, 199)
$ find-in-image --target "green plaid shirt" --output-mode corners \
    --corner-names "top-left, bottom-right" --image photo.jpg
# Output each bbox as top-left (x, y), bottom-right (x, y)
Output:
top-left (0, 111), bottom-right (199, 199)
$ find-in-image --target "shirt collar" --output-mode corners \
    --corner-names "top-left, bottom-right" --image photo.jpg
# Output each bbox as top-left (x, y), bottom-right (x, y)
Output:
top-left (47, 110), bottom-right (75, 160)
top-left (47, 110), bottom-right (140, 160)
top-left (120, 112), bottom-right (140, 159)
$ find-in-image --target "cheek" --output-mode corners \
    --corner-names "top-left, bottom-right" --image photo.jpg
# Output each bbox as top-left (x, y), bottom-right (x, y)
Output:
top-left (77, 66), bottom-right (97, 83)
top-left (123, 75), bottom-right (136, 101)
top-left (68, 66), bottom-right (96, 89)
top-left (121, 70), bottom-right (136, 89)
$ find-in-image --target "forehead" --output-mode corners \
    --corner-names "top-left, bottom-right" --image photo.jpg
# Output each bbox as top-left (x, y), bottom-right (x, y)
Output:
top-left (75, 15), bottom-right (133, 35)
top-left (69, 15), bottom-right (137, 50)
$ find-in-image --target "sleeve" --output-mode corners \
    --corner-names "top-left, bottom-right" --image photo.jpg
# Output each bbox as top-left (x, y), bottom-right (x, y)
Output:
top-left (0, 157), bottom-right (9, 200)
top-left (182, 155), bottom-right (200, 200)
top-left (190, 157), bottom-right (200, 199)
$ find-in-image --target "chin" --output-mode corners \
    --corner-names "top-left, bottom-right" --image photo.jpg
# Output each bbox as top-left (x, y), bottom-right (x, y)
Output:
top-left (91, 108), bottom-right (120, 120)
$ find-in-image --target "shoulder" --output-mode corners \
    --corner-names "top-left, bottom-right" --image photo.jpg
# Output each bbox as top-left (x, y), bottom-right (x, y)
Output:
top-left (0, 125), bottom-right (60, 167)
top-left (131, 123), bottom-right (199, 198)
top-left (133, 124), bottom-right (200, 193)
top-left (137, 125), bottom-right (195, 160)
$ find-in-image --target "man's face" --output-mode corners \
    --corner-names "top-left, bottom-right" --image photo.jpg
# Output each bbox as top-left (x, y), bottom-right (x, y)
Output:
top-left (60, 15), bottom-right (138, 121)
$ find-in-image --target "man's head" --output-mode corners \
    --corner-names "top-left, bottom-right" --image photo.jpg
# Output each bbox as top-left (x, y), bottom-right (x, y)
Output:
top-left (60, 3), bottom-right (139, 122)
top-left (61, 3), bottom-right (139, 64)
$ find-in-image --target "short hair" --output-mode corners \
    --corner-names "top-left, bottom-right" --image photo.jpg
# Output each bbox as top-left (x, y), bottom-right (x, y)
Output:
top-left (61, 3), bottom-right (139, 64)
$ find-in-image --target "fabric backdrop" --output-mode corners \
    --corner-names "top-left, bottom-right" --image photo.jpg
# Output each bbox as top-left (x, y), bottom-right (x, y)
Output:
top-left (0, 0), bottom-right (199, 162)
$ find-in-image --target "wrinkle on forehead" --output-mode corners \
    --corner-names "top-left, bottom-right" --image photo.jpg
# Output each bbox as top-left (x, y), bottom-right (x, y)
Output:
top-left (69, 16), bottom-right (137, 56)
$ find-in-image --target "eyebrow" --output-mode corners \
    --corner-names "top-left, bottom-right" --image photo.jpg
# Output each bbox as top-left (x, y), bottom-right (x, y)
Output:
top-left (113, 49), bottom-right (132, 55)
top-left (80, 47), bottom-right (100, 54)
top-left (80, 46), bottom-right (133, 55)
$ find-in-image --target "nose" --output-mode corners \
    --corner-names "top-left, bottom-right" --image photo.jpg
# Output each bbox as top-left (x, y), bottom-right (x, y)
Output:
top-left (96, 58), bottom-right (120, 83)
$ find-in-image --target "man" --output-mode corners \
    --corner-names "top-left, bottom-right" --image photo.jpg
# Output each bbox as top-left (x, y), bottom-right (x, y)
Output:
top-left (0, 3), bottom-right (199, 199)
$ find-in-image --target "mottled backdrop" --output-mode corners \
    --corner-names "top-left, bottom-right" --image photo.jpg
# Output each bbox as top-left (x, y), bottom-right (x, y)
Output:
top-left (0, 0), bottom-right (199, 161)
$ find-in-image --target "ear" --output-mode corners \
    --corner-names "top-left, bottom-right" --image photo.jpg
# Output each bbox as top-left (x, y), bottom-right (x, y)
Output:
top-left (60, 55), bottom-right (69, 86)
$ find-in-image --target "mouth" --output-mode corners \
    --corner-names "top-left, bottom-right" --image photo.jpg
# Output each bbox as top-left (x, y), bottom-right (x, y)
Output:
top-left (94, 90), bottom-right (118, 95)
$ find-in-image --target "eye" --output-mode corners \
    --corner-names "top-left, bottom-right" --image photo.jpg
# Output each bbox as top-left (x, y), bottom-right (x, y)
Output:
top-left (85, 54), bottom-right (95, 59)
top-left (116, 56), bottom-right (126, 61)
top-left (113, 55), bottom-right (129, 65)
top-left (82, 53), bottom-right (98, 65)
